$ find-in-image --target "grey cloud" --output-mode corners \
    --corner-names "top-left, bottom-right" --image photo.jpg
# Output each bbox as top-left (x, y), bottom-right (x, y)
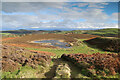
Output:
top-left (2, 2), bottom-right (66, 13)
top-left (2, 14), bottom-right (118, 30)
top-left (2, 2), bottom-right (118, 30)
top-left (59, 8), bottom-right (110, 23)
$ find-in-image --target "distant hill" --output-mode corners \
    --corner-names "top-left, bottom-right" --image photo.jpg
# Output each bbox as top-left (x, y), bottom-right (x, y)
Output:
top-left (1, 28), bottom-right (119, 37)
top-left (1, 29), bottom-right (37, 34)
top-left (1, 29), bottom-right (62, 34)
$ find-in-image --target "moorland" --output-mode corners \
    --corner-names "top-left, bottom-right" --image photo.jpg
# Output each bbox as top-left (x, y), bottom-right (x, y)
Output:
top-left (1, 28), bottom-right (120, 79)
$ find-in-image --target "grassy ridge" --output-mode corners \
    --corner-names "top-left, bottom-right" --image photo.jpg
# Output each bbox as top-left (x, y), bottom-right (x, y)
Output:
top-left (85, 37), bottom-right (120, 52)
top-left (59, 28), bottom-right (119, 37)
top-left (83, 28), bottom-right (119, 37)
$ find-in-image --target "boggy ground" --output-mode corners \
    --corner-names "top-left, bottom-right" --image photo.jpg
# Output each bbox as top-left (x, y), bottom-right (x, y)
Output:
top-left (2, 34), bottom-right (98, 48)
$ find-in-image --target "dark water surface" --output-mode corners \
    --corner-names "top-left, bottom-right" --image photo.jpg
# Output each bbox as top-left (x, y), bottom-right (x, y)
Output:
top-left (34, 40), bottom-right (71, 48)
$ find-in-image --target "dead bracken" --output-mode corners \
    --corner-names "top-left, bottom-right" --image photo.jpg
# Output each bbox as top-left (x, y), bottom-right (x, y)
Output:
top-left (1, 45), bottom-right (51, 72)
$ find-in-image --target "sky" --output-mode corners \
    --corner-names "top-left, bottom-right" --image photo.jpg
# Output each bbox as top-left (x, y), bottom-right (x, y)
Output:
top-left (2, 2), bottom-right (119, 30)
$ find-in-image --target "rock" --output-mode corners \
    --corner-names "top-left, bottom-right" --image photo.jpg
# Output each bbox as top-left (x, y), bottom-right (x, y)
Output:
top-left (69, 43), bottom-right (73, 46)
top-left (55, 63), bottom-right (71, 78)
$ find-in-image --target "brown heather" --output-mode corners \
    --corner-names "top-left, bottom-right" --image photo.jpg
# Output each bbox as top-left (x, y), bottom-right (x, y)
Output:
top-left (61, 53), bottom-right (120, 76)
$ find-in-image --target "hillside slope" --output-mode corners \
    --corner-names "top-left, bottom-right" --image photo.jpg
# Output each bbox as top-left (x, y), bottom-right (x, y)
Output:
top-left (85, 37), bottom-right (120, 52)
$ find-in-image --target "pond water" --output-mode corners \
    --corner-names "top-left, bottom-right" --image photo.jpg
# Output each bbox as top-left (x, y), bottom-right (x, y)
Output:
top-left (34, 40), bottom-right (71, 48)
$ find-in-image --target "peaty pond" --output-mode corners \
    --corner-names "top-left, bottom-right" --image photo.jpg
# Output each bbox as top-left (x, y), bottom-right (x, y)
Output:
top-left (33, 40), bottom-right (71, 48)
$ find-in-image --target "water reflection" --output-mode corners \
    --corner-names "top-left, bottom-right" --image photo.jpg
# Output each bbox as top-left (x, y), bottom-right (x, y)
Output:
top-left (34, 40), bottom-right (71, 48)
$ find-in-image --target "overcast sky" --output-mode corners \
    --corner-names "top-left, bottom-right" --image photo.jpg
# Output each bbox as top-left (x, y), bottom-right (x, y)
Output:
top-left (2, 2), bottom-right (119, 30)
